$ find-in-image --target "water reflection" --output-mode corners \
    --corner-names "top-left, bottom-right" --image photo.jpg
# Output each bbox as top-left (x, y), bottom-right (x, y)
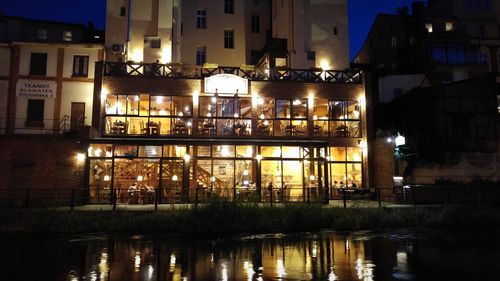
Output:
top-left (1, 228), bottom-right (500, 280)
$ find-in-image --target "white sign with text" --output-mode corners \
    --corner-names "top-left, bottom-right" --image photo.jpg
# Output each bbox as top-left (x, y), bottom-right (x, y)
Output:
top-left (16, 80), bottom-right (57, 98)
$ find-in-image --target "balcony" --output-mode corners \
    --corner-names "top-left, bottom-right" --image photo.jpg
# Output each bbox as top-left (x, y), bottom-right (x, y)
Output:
top-left (103, 61), bottom-right (363, 84)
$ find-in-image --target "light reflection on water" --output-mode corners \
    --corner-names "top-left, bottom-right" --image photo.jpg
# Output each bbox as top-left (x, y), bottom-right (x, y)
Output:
top-left (1, 228), bottom-right (500, 280)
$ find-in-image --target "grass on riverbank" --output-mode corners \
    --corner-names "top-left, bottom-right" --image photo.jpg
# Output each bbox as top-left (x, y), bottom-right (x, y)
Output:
top-left (1, 201), bottom-right (499, 234)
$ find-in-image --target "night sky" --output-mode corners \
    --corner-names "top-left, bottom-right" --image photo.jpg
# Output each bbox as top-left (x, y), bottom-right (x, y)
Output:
top-left (0, 0), bottom-right (414, 60)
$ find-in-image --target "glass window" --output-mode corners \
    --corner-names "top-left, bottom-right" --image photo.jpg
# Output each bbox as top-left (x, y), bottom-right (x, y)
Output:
top-left (196, 46), bottom-right (206, 65)
top-left (37, 29), bottom-right (47, 40)
top-left (330, 147), bottom-right (346, 161)
top-left (88, 144), bottom-right (113, 157)
top-left (282, 146), bottom-right (300, 158)
top-left (261, 146), bottom-right (281, 158)
top-left (251, 15), bottom-right (260, 33)
top-left (196, 10), bottom-right (207, 29)
top-left (29, 53), bottom-right (47, 75)
top-left (114, 145), bottom-right (138, 157)
top-left (224, 0), bottom-right (234, 14)
top-left (127, 95), bottom-right (140, 115)
top-left (213, 145), bottom-right (235, 158)
top-left (138, 146), bottom-right (162, 157)
top-left (172, 96), bottom-right (192, 116)
top-left (257, 97), bottom-right (275, 118)
top-left (26, 99), bottom-right (44, 124)
top-left (224, 30), bottom-right (234, 49)
top-left (236, 146), bottom-right (254, 158)
top-left (292, 99), bottom-right (307, 118)
top-left (62, 31), bottom-right (72, 41)
top-left (72, 55), bottom-right (89, 77)
top-left (163, 145), bottom-right (186, 158)
top-left (276, 100), bottom-right (291, 118)
top-left (197, 146), bottom-right (212, 157)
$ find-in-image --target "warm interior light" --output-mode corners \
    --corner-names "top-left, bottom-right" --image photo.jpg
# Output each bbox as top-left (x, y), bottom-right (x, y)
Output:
top-left (100, 88), bottom-right (109, 101)
top-left (358, 95), bottom-right (366, 107)
top-left (193, 91), bottom-right (199, 106)
top-left (259, 113), bottom-right (265, 119)
top-left (320, 59), bottom-right (330, 70)
top-left (103, 175), bottom-right (110, 181)
top-left (137, 175), bottom-right (143, 182)
top-left (220, 146), bottom-right (229, 157)
top-left (94, 148), bottom-right (102, 157)
top-left (161, 46), bottom-right (171, 64)
top-left (183, 154), bottom-right (191, 162)
top-left (76, 153), bottom-right (86, 163)
top-left (131, 48), bottom-right (143, 62)
top-left (256, 154), bottom-right (262, 161)
top-left (187, 121), bottom-right (192, 127)
top-left (313, 115), bottom-right (318, 120)
top-left (156, 96), bottom-right (162, 103)
top-left (172, 175), bottom-right (178, 181)
top-left (309, 175), bottom-right (316, 181)
top-left (210, 176), bottom-right (216, 182)
top-left (211, 96), bottom-right (217, 103)
top-left (263, 120), bottom-right (269, 126)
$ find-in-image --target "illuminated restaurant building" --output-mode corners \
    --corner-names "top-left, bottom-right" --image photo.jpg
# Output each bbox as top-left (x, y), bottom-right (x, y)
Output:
top-left (86, 0), bottom-right (369, 203)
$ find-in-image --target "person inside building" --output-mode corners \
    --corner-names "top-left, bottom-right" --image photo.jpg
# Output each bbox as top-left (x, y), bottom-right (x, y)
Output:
top-left (128, 183), bottom-right (137, 204)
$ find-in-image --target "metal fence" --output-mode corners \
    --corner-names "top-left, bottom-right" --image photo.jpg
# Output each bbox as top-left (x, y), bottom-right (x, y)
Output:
top-left (0, 185), bottom-right (497, 210)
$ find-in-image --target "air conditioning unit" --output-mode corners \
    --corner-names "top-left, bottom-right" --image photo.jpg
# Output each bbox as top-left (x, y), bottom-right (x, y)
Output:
top-left (111, 44), bottom-right (125, 54)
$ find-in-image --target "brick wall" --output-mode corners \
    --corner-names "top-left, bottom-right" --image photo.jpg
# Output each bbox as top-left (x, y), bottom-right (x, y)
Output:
top-left (0, 136), bottom-right (85, 190)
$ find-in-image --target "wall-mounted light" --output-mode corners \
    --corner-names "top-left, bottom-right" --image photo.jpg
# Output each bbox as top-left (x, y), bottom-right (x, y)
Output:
top-left (308, 94), bottom-right (315, 108)
top-left (358, 95), bottom-right (366, 107)
top-left (395, 133), bottom-right (406, 146)
top-left (76, 153), bottom-right (86, 163)
top-left (193, 91), bottom-right (199, 107)
top-left (100, 88), bottom-right (109, 101)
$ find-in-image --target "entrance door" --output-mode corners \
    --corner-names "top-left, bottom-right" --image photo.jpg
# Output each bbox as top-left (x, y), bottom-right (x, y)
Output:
top-left (70, 102), bottom-right (85, 131)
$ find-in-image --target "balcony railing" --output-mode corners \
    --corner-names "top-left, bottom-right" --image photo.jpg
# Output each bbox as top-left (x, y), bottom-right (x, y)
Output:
top-left (103, 62), bottom-right (363, 84)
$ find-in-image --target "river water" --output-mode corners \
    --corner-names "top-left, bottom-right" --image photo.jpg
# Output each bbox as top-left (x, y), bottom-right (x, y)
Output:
top-left (1, 228), bottom-right (498, 280)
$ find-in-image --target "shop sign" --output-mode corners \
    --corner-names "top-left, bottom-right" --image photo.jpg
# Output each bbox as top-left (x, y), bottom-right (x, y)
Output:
top-left (204, 74), bottom-right (248, 95)
top-left (16, 80), bottom-right (56, 98)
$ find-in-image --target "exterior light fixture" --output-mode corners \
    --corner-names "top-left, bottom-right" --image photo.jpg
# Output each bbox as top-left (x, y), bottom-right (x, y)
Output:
top-left (76, 153), bottom-right (86, 163)
top-left (395, 133), bottom-right (406, 146)
top-left (193, 91), bottom-right (199, 106)
top-left (386, 137), bottom-right (393, 143)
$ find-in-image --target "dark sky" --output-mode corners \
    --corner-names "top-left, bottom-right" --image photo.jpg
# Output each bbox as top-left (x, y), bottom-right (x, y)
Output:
top-left (0, 0), bottom-right (414, 60)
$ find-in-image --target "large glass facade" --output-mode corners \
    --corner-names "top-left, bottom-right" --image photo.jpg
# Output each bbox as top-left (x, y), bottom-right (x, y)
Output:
top-left (103, 94), bottom-right (362, 139)
top-left (105, 94), bottom-right (193, 136)
top-left (87, 143), bottom-right (363, 204)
